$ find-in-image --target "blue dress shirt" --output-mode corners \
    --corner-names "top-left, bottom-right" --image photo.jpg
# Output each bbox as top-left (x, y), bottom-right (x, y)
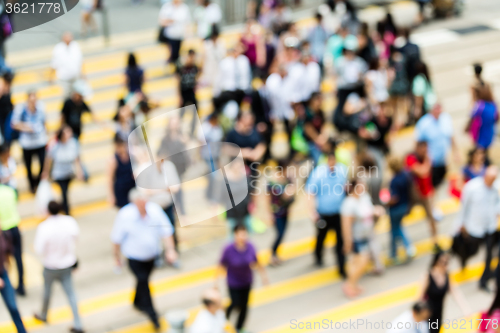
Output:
top-left (306, 164), bottom-right (347, 215)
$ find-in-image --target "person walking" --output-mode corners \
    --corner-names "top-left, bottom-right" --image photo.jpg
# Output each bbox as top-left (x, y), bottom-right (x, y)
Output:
top-left (158, 0), bottom-right (191, 66)
top-left (41, 126), bottom-right (85, 215)
top-left (111, 189), bottom-right (178, 330)
top-left (466, 83), bottom-right (498, 153)
top-left (61, 82), bottom-right (96, 141)
top-left (454, 166), bottom-right (500, 291)
top-left (387, 301), bottom-right (431, 333)
top-left (189, 288), bottom-right (226, 333)
top-left (193, 0), bottom-right (222, 40)
top-left (50, 32), bottom-right (83, 98)
top-left (33, 201), bottom-right (84, 333)
top-left (215, 224), bottom-right (268, 333)
top-left (0, 184), bottom-right (24, 296)
top-left (125, 53), bottom-right (144, 94)
top-left (306, 144), bottom-right (347, 278)
top-left (387, 156), bottom-right (415, 265)
top-left (11, 90), bottom-right (48, 193)
top-left (107, 135), bottom-right (136, 208)
top-left (0, 229), bottom-right (27, 333)
top-left (176, 49), bottom-right (199, 110)
top-left (419, 251), bottom-right (469, 333)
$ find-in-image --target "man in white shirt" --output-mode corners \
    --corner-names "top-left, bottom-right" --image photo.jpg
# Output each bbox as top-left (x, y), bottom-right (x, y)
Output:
top-left (159, 0), bottom-right (192, 64)
top-left (193, 0), bottom-right (222, 39)
top-left (50, 32), bottom-right (83, 98)
top-left (189, 288), bottom-right (226, 333)
top-left (111, 188), bottom-right (178, 330)
top-left (302, 51), bottom-right (321, 102)
top-left (265, 65), bottom-right (293, 122)
top-left (388, 301), bottom-right (431, 333)
top-left (33, 201), bottom-right (84, 333)
top-left (455, 166), bottom-right (500, 291)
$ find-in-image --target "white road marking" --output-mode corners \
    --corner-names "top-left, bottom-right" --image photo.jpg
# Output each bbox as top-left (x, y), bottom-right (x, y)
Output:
top-left (410, 29), bottom-right (461, 47)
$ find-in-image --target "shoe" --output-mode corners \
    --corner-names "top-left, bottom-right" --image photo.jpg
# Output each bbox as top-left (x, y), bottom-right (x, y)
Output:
top-left (133, 304), bottom-right (147, 313)
top-left (70, 328), bottom-right (85, 333)
top-left (314, 261), bottom-right (324, 268)
top-left (388, 257), bottom-right (405, 266)
top-left (152, 318), bottom-right (161, 331)
top-left (432, 243), bottom-right (442, 254)
top-left (171, 259), bottom-right (181, 269)
top-left (407, 246), bottom-right (417, 260)
top-left (16, 287), bottom-right (26, 296)
top-left (34, 313), bottom-right (47, 323)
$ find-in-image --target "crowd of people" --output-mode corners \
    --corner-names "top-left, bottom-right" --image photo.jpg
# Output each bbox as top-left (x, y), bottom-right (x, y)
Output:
top-left (0, 0), bottom-right (498, 333)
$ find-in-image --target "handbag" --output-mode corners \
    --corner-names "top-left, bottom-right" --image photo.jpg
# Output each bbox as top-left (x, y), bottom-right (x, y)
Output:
top-left (158, 26), bottom-right (168, 44)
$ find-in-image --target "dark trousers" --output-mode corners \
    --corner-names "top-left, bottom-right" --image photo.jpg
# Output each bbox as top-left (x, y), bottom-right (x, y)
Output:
top-left (163, 204), bottom-right (178, 251)
top-left (213, 90), bottom-right (246, 113)
top-left (4, 227), bottom-right (24, 292)
top-left (128, 259), bottom-right (158, 325)
top-left (315, 213), bottom-right (346, 278)
top-left (272, 215), bottom-right (288, 256)
top-left (0, 271), bottom-right (26, 333)
top-left (431, 165), bottom-right (447, 189)
top-left (167, 38), bottom-right (182, 63)
top-left (22, 146), bottom-right (46, 192)
top-left (55, 178), bottom-right (72, 215)
top-left (226, 286), bottom-right (251, 330)
top-left (481, 233), bottom-right (496, 287)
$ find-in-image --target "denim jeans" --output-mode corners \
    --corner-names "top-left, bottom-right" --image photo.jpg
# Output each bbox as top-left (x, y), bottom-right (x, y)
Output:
top-left (272, 215), bottom-right (288, 256)
top-left (389, 204), bottom-right (411, 258)
top-left (0, 271), bottom-right (26, 333)
top-left (308, 142), bottom-right (322, 166)
top-left (4, 226), bottom-right (24, 292)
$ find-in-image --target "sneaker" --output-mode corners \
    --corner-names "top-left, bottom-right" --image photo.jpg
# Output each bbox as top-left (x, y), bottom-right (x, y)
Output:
top-left (16, 287), bottom-right (26, 297)
top-left (33, 313), bottom-right (47, 323)
top-left (407, 246), bottom-right (417, 260)
top-left (70, 328), bottom-right (85, 333)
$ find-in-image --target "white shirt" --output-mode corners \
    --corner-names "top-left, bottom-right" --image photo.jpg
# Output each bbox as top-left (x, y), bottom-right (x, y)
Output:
top-left (266, 73), bottom-right (293, 120)
top-left (366, 69), bottom-right (389, 102)
top-left (11, 102), bottom-right (48, 149)
top-left (51, 41), bottom-right (82, 81)
top-left (455, 177), bottom-right (500, 238)
top-left (283, 61), bottom-right (307, 103)
top-left (305, 61), bottom-right (321, 100)
top-left (387, 310), bottom-right (429, 333)
top-left (159, 2), bottom-right (191, 40)
top-left (194, 3), bottom-right (222, 39)
top-left (215, 55), bottom-right (251, 95)
top-left (34, 215), bottom-right (79, 270)
top-left (189, 309), bottom-right (226, 333)
top-left (0, 157), bottom-right (16, 189)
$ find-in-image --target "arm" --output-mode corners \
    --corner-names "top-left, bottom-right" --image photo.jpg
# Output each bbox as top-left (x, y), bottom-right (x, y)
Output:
top-left (113, 243), bottom-right (122, 267)
top-left (341, 215), bottom-right (354, 254)
top-left (214, 263), bottom-right (225, 289)
top-left (409, 157), bottom-right (432, 178)
top-left (251, 261), bottom-right (269, 286)
top-left (40, 156), bottom-right (53, 180)
top-left (417, 273), bottom-right (430, 301)
top-left (162, 235), bottom-right (178, 264)
top-left (243, 143), bottom-right (266, 162)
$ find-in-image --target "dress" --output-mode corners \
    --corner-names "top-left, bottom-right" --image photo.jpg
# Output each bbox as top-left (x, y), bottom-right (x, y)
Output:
top-left (425, 272), bottom-right (449, 333)
top-left (113, 153), bottom-right (136, 208)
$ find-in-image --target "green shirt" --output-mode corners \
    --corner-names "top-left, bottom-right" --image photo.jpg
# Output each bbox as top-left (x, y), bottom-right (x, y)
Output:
top-left (412, 74), bottom-right (437, 111)
top-left (0, 185), bottom-right (20, 230)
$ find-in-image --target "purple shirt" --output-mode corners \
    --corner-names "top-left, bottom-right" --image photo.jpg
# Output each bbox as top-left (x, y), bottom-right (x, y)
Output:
top-left (220, 242), bottom-right (257, 288)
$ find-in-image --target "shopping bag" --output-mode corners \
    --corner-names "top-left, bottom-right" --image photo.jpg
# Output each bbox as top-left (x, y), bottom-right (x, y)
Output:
top-left (35, 180), bottom-right (55, 216)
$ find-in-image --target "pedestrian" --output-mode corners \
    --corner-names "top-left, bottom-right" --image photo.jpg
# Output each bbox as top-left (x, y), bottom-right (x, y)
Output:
top-left (365, 57), bottom-right (390, 107)
top-left (466, 82), bottom-right (498, 152)
top-left (419, 251), bottom-right (470, 333)
top-left (0, 72), bottom-right (13, 142)
top-left (479, 288), bottom-right (500, 333)
top-left (471, 63), bottom-right (494, 103)
top-left (265, 65), bottom-right (294, 140)
top-left (200, 27), bottom-right (226, 88)
top-left (387, 156), bottom-right (415, 265)
top-left (0, 144), bottom-right (16, 190)
top-left (412, 61), bottom-right (436, 121)
top-left (61, 81), bottom-right (96, 140)
top-left (405, 141), bottom-right (438, 247)
top-left (307, 12), bottom-right (328, 67)
top-left (111, 189), bottom-right (178, 330)
top-left (357, 22), bottom-right (377, 65)
top-left (0, 184), bottom-right (24, 296)
top-left (463, 147), bottom-right (486, 182)
top-left (306, 143), bottom-right (347, 278)
top-left (11, 90), bottom-right (47, 193)
top-left (388, 46), bottom-right (410, 128)
top-left (125, 53), bottom-right (144, 94)
top-left (193, 0), bottom-right (222, 40)
top-left (387, 301), bottom-right (431, 333)
top-left (266, 160), bottom-right (295, 266)
top-left (454, 166), bottom-right (499, 291)
top-left (0, 229), bottom-right (27, 333)
top-left (107, 135), bottom-right (136, 208)
top-left (341, 179), bottom-right (385, 298)
top-left (158, 0), bottom-right (191, 66)
top-left (80, 0), bottom-right (98, 37)
top-left (302, 92), bottom-right (327, 164)
top-left (41, 126), bottom-right (85, 215)
top-left (33, 201), bottom-right (84, 333)
top-left (215, 224), bottom-right (268, 333)
top-left (189, 288), bottom-right (226, 333)
top-left (176, 49), bottom-right (199, 110)
top-left (50, 32), bottom-right (83, 98)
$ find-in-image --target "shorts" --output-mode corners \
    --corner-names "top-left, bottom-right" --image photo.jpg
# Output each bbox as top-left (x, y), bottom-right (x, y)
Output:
top-left (431, 165), bottom-right (447, 188)
top-left (353, 239), bottom-right (370, 254)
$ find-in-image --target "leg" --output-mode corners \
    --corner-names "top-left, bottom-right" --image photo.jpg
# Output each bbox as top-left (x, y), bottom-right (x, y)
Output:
top-left (40, 268), bottom-right (56, 321)
top-left (169, 39), bottom-right (182, 63)
top-left (56, 179), bottom-right (71, 215)
top-left (128, 259), bottom-right (158, 326)
top-left (0, 271), bottom-right (27, 333)
top-left (389, 210), bottom-right (400, 259)
top-left (331, 214), bottom-right (346, 278)
top-left (271, 215), bottom-right (288, 257)
top-left (6, 227), bottom-right (24, 293)
top-left (235, 287), bottom-right (251, 331)
top-left (480, 233), bottom-right (495, 288)
top-left (345, 252), bottom-right (370, 294)
top-left (163, 205), bottom-right (178, 251)
top-left (314, 216), bottom-right (329, 265)
top-left (35, 146), bottom-right (46, 189)
top-left (420, 196), bottom-right (438, 245)
top-left (60, 268), bottom-right (83, 330)
top-left (22, 148), bottom-right (35, 192)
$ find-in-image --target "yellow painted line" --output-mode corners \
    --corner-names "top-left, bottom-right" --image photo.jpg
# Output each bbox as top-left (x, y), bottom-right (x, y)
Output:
top-left (262, 259), bottom-right (494, 333)
top-left (7, 253), bottom-right (43, 289)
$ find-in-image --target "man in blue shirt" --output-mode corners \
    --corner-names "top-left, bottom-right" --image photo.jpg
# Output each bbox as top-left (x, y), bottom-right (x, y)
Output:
top-left (111, 188), bottom-right (178, 330)
top-left (306, 145), bottom-right (347, 278)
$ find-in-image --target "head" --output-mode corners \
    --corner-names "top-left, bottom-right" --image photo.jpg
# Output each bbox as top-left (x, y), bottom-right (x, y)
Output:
top-left (368, 57), bottom-right (380, 71)
top-left (57, 125), bottom-right (74, 143)
top-left (129, 188), bottom-right (148, 215)
top-left (48, 201), bottom-right (63, 216)
top-left (127, 53), bottom-right (138, 68)
top-left (484, 165), bottom-right (498, 187)
top-left (277, 64), bottom-right (288, 78)
top-left (0, 144), bottom-right (10, 163)
top-left (172, 0), bottom-right (182, 5)
top-left (415, 141), bottom-right (428, 159)
top-left (346, 179), bottom-right (363, 197)
top-left (430, 103), bottom-right (442, 119)
top-left (62, 32), bottom-right (73, 45)
top-left (26, 90), bottom-right (37, 111)
top-left (473, 63), bottom-right (483, 78)
top-left (233, 224), bottom-right (248, 246)
top-left (201, 288), bottom-right (222, 314)
top-left (430, 250), bottom-right (450, 270)
top-left (412, 301), bottom-right (432, 322)
top-left (186, 49), bottom-right (196, 65)
top-left (308, 92), bottom-right (322, 112)
top-left (388, 156), bottom-right (403, 174)
top-left (315, 12), bottom-right (322, 23)
top-left (325, 141), bottom-right (337, 169)
top-left (71, 91), bottom-right (83, 103)
top-left (236, 111), bottom-right (255, 132)
top-left (114, 134), bottom-right (128, 155)
top-left (467, 147), bottom-right (485, 166)
top-left (2, 72), bottom-right (13, 88)
top-left (415, 61), bottom-right (431, 83)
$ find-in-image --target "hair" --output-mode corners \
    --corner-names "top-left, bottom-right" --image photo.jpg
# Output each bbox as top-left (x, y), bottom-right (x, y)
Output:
top-left (412, 301), bottom-right (431, 314)
top-left (325, 138), bottom-right (338, 156)
top-left (210, 24), bottom-right (220, 39)
top-left (360, 22), bottom-right (369, 38)
top-left (56, 125), bottom-right (71, 141)
top-left (48, 201), bottom-right (62, 215)
top-left (233, 224), bottom-right (247, 233)
top-left (114, 133), bottom-right (127, 145)
top-left (27, 89), bottom-right (37, 98)
top-left (430, 250), bottom-right (447, 269)
top-left (236, 111), bottom-right (253, 122)
top-left (415, 61), bottom-right (432, 85)
top-left (345, 179), bottom-right (359, 196)
top-left (368, 57), bottom-right (380, 71)
top-left (416, 140), bottom-right (427, 148)
top-left (188, 49), bottom-right (196, 56)
top-left (385, 12), bottom-right (397, 35)
top-left (2, 72), bottom-right (13, 85)
top-left (0, 144), bottom-right (9, 155)
top-left (128, 188), bottom-right (147, 203)
top-left (388, 156), bottom-right (404, 174)
top-left (308, 92), bottom-right (322, 105)
top-left (467, 147), bottom-right (484, 166)
top-left (473, 63), bottom-right (483, 79)
top-left (127, 53), bottom-right (138, 69)
top-left (399, 27), bottom-right (411, 40)
top-left (315, 11), bottom-right (322, 21)
top-left (202, 298), bottom-right (215, 307)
